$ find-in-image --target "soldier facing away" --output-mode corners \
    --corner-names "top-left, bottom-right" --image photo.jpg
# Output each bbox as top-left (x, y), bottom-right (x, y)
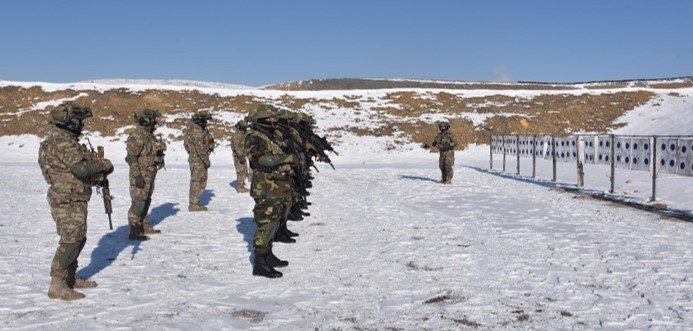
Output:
top-left (125, 109), bottom-right (165, 240)
top-left (432, 121), bottom-right (457, 184)
top-left (230, 119), bottom-right (251, 193)
top-left (38, 102), bottom-right (114, 300)
top-left (243, 104), bottom-right (296, 278)
top-left (183, 111), bottom-right (215, 211)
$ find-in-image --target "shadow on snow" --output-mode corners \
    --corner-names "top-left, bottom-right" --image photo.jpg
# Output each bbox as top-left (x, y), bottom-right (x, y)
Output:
top-left (78, 202), bottom-right (180, 279)
top-left (235, 217), bottom-right (256, 266)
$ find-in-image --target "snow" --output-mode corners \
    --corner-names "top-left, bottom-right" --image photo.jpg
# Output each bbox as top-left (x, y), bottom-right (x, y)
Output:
top-left (1, 79), bottom-right (692, 329)
top-left (0, 138), bottom-right (692, 329)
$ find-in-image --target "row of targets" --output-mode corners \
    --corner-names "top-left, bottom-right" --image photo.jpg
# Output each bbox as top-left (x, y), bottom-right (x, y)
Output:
top-left (614, 137), bottom-right (652, 171)
top-left (658, 138), bottom-right (693, 176)
top-left (490, 135), bottom-right (505, 154)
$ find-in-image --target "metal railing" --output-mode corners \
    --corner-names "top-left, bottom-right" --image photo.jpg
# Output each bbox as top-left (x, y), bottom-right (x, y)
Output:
top-left (490, 134), bottom-right (693, 201)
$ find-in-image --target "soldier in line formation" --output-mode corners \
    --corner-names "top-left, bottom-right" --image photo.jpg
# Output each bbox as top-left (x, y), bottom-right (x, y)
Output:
top-left (184, 111), bottom-right (215, 211)
top-left (432, 120), bottom-right (457, 184)
top-left (243, 105), bottom-right (335, 278)
top-left (39, 102), bottom-right (337, 298)
top-left (230, 119), bottom-right (251, 193)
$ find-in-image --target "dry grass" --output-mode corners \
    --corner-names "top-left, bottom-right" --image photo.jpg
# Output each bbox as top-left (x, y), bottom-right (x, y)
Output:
top-left (0, 85), bottom-right (656, 151)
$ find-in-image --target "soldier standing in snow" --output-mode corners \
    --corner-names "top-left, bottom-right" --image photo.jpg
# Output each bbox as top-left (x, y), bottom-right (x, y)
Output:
top-left (243, 104), bottom-right (295, 278)
top-left (184, 111), bottom-right (215, 211)
top-left (125, 109), bottom-right (165, 240)
top-left (230, 119), bottom-right (250, 193)
top-left (38, 102), bottom-right (114, 300)
top-left (432, 121), bottom-right (457, 184)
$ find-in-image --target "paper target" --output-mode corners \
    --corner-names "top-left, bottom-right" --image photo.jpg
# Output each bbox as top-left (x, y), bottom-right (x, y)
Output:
top-left (596, 136), bottom-right (611, 165)
top-left (630, 137), bottom-right (651, 172)
top-left (615, 137), bottom-right (632, 169)
top-left (658, 138), bottom-right (678, 174)
top-left (678, 138), bottom-right (692, 176)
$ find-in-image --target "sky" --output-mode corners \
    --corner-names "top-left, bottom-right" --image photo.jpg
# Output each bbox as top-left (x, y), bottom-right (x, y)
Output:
top-left (0, 0), bottom-right (692, 86)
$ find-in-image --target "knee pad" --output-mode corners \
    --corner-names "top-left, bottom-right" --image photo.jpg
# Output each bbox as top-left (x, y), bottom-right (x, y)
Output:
top-left (56, 241), bottom-right (84, 269)
top-left (131, 200), bottom-right (148, 217)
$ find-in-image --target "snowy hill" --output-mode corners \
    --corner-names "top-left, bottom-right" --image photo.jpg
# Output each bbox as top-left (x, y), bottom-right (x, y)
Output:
top-left (0, 78), bottom-right (692, 329)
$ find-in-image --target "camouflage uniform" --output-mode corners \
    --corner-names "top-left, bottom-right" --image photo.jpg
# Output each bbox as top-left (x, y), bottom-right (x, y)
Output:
top-left (432, 122), bottom-right (457, 184)
top-left (38, 103), bottom-right (113, 300)
top-left (244, 105), bottom-right (296, 278)
top-left (183, 111), bottom-right (215, 211)
top-left (230, 121), bottom-right (250, 193)
top-left (126, 109), bottom-right (165, 239)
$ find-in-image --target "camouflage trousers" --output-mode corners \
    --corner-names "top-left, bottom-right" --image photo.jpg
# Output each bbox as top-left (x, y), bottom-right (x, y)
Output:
top-left (233, 154), bottom-right (250, 189)
top-left (252, 197), bottom-right (291, 254)
top-left (49, 200), bottom-right (88, 279)
top-left (128, 173), bottom-right (157, 227)
top-left (189, 161), bottom-right (208, 205)
top-left (439, 150), bottom-right (455, 181)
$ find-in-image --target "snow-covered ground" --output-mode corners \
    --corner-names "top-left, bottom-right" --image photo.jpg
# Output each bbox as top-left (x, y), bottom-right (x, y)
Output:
top-left (1, 79), bottom-right (692, 329)
top-left (0, 142), bottom-right (691, 329)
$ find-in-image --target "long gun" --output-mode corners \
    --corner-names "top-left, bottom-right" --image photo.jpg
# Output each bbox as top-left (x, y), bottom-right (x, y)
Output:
top-left (97, 146), bottom-right (114, 230)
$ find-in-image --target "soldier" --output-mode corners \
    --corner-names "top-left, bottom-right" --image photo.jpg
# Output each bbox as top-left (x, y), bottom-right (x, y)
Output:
top-left (184, 111), bottom-right (215, 211)
top-left (38, 102), bottom-right (114, 300)
top-left (230, 119), bottom-right (250, 193)
top-left (244, 104), bottom-right (297, 278)
top-left (432, 121), bottom-right (457, 184)
top-left (126, 109), bottom-right (165, 240)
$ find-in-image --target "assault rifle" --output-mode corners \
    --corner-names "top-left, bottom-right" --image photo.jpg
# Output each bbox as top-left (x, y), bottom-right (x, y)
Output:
top-left (86, 139), bottom-right (114, 230)
top-left (293, 123), bottom-right (337, 170)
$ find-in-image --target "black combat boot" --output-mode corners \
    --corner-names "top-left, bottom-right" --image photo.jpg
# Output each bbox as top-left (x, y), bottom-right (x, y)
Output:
top-left (252, 252), bottom-right (283, 278)
top-left (267, 244), bottom-right (289, 268)
top-left (287, 211), bottom-right (304, 221)
top-left (273, 226), bottom-right (297, 243)
top-left (284, 226), bottom-right (299, 237)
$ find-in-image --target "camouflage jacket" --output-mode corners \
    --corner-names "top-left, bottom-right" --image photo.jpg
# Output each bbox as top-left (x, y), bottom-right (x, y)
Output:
top-left (230, 128), bottom-right (246, 158)
top-left (433, 130), bottom-right (457, 152)
top-left (38, 127), bottom-right (93, 204)
top-left (126, 125), bottom-right (166, 178)
top-left (183, 123), bottom-right (214, 167)
top-left (243, 127), bottom-right (294, 200)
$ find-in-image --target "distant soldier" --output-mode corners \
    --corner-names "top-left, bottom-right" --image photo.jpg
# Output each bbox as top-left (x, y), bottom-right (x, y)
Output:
top-left (230, 119), bottom-right (250, 193)
top-left (432, 121), bottom-right (457, 184)
top-left (39, 102), bottom-right (114, 300)
top-left (183, 111), bottom-right (215, 211)
top-left (244, 104), bottom-right (296, 278)
top-left (126, 109), bottom-right (165, 240)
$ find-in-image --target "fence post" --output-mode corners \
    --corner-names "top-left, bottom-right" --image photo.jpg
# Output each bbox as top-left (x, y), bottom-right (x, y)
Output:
top-left (577, 136), bottom-right (585, 187)
top-left (502, 135), bottom-right (506, 172)
top-left (532, 135), bottom-right (537, 179)
top-left (551, 136), bottom-right (557, 182)
top-left (609, 134), bottom-right (615, 194)
top-left (489, 134), bottom-right (493, 170)
top-left (651, 136), bottom-right (658, 201)
top-left (516, 134), bottom-right (521, 175)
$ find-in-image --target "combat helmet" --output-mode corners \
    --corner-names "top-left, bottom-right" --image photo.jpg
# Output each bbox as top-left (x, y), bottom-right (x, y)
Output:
top-left (192, 110), bottom-right (212, 127)
top-left (234, 119), bottom-right (249, 131)
top-left (248, 104), bottom-right (278, 121)
top-left (50, 102), bottom-right (93, 135)
top-left (134, 108), bottom-right (161, 127)
top-left (437, 120), bottom-right (451, 130)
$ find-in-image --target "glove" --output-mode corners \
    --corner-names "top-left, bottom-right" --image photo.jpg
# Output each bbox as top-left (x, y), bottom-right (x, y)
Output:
top-left (432, 141), bottom-right (438, 147)
top-left (135, 176), bottom-right (145, 189)
top-left (102, 159), bottom-right (114, 175)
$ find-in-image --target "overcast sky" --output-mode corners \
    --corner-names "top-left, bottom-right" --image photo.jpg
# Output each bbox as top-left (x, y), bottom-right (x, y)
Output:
top-left (1, 0), bottom-right (691, 86)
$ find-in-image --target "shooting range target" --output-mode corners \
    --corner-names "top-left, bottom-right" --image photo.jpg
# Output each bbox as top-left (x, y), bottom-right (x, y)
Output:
top-left (566, 137), bottom-right (578, 161)
top-left (679, 138), bottom-right (692, 176)
top-left (582, 136), bottom-right (599, 164)
top-left (491, 135), bottom-right (503, 154)
top-left (659, 138), bottom-right (678, 174)
top-left (630, 137), bottom-right (651, 172)
top-left (615, 137), bottom-right (632, 169)
top-left (597, 136), bottom-right (611, 165)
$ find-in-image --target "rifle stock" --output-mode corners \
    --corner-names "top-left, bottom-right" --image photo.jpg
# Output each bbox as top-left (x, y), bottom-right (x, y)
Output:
top-left (97, 146), bottom-right (114, 230)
